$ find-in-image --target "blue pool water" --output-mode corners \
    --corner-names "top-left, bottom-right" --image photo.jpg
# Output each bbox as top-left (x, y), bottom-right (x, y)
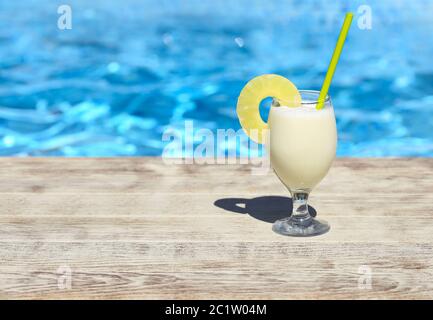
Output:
top-left (0, 0), bottom-right (432, 156)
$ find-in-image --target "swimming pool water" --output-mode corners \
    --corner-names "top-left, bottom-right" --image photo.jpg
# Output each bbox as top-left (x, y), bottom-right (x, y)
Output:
top-left (0, 0), bottom-right (432, 156)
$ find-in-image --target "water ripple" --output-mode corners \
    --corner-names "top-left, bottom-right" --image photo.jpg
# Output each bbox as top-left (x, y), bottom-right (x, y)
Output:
top-left (0, 0), bottom-right (432, 156)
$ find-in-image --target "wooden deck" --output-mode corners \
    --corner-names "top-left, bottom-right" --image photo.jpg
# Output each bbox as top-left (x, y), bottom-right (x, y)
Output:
top-left (0, 157), bottom-right (432, 299)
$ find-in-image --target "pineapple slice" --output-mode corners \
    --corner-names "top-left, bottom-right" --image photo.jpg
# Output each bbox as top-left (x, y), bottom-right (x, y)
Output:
top-left (236, 74), bottom-right (301, 143)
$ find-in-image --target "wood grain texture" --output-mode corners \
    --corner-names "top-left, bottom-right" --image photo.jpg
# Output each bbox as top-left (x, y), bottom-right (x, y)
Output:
top-left (0, 157), bottom-right (432, 299)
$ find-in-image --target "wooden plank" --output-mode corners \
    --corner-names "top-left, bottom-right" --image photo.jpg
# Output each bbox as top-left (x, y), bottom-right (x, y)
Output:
top-left (0, 215), bottom-right (433, 243)
top-left (1, 242), bottom-right (433, 299)
top-left (0, 158), bottom-right (432, 299)
top-left (0, 193), bottom-right (431, 217)
top-left (0, 158), bottom-right (431, 194)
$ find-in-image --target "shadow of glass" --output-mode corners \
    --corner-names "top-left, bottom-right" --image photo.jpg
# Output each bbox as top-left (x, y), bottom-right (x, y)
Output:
top-left (214, 196), bottom-right (316, 223)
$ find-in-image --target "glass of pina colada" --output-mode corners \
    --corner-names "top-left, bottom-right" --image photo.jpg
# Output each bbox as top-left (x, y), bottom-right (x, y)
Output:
top-left (269, 90), bottom-right (336, 236)
top-left (237, 14), bottom-right (352, 236)
top-left (236, 12), bottom-right (353, 236)
top-left (237, 74), bottom-right (336, 236)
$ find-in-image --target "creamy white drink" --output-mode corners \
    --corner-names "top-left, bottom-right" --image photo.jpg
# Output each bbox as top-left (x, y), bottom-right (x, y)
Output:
top-left (268, 97), bottom-right (337, 192)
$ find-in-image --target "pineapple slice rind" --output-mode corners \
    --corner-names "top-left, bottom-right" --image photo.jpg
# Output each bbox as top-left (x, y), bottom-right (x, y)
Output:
top-left (236, 74), bottom-right (301, 144)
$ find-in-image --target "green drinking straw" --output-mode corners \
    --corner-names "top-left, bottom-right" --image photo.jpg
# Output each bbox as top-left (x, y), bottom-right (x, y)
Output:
top-left (316, 13), bottom-right (354, 110)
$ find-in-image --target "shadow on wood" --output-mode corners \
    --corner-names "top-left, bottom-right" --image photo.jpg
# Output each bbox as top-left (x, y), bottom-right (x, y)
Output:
top-left (214, 196), bottom-right (317, 223)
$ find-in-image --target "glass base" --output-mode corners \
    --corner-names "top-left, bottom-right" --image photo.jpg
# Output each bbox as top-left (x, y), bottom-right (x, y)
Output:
top-left (272, 217), bottom-right (330, 237)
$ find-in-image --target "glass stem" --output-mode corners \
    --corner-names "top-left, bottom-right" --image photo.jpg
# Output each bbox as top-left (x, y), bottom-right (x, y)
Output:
top-left (290, 191), bottom-right (312, 226)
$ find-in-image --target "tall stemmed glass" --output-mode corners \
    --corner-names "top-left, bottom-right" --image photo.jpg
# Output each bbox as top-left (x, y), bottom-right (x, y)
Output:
top-left (268, 91), bottom-right (337, 236)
